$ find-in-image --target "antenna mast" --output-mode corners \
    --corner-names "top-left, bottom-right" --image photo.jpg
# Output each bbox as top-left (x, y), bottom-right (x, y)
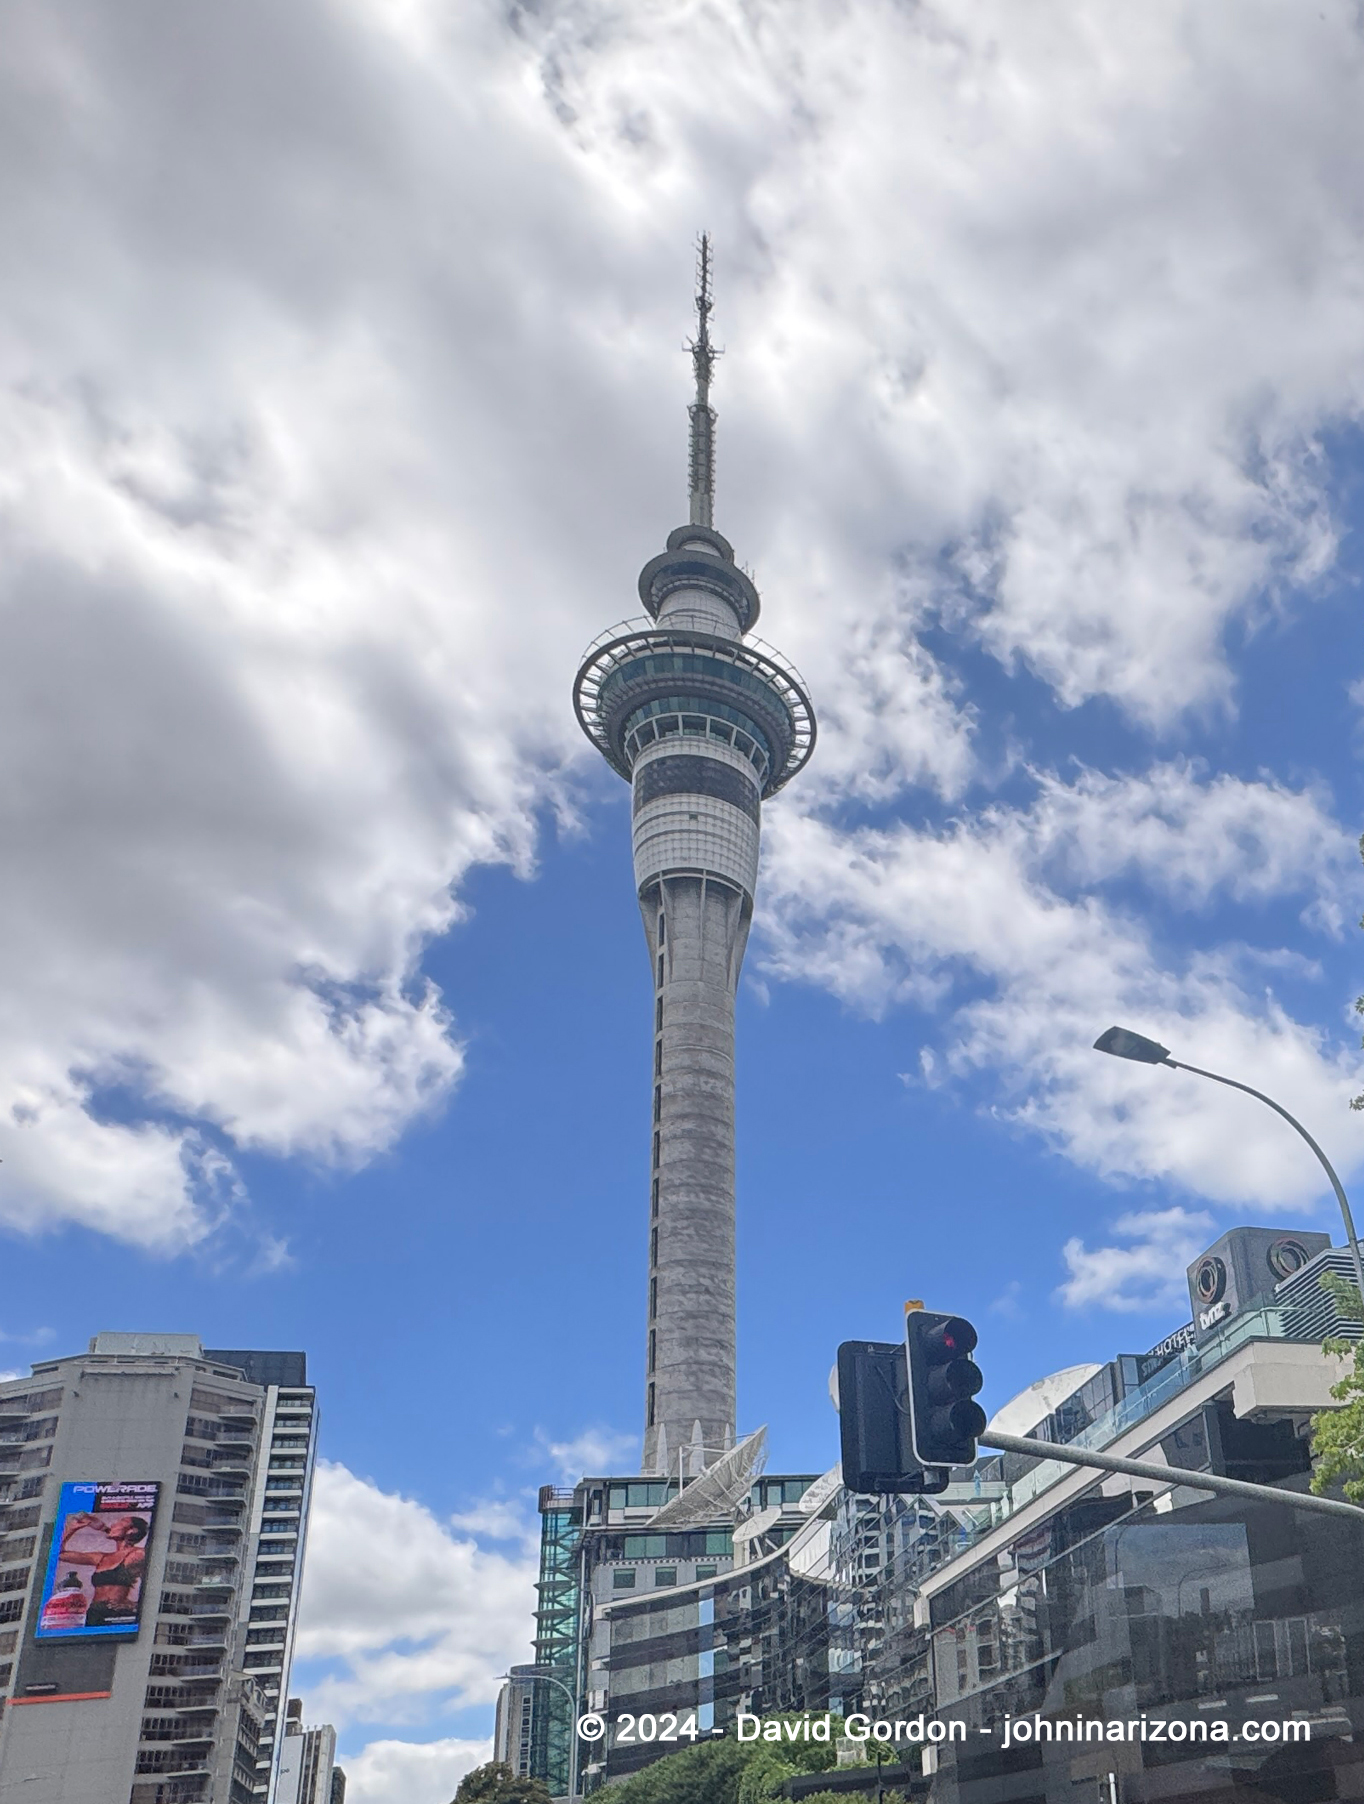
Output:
top-left (687, 234), bottom-right (719, 528)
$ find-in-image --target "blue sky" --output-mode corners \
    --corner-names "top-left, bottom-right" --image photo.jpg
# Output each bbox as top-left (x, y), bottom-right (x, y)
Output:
top-left (4, 1), bottom-right (1364, 1798)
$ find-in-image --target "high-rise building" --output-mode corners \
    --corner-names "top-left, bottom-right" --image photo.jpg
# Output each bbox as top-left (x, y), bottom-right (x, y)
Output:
top-left (0, 1332), bottom-right (317, 1804)
top-left (275, 1699), bottom-right (342, 1804)
top-left (493, 1667), bottom-right (538, 1777)
top-left (200, 1344), bottom-right (319, 1788)
top-left (572, 236), bottom-right (816, 1478)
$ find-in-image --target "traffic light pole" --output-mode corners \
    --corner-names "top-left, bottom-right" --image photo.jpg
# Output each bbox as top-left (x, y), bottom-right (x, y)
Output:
top-left (981, 1429), bottom-right (1364, 1525)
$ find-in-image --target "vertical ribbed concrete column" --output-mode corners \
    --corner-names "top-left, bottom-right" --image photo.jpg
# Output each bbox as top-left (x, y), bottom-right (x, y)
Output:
top-left (639, 873), bottom-right (750, 1476)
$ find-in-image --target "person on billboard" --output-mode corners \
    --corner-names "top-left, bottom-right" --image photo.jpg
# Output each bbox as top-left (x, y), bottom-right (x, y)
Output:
top-left (56, 1512), bottom-right (148, 1626)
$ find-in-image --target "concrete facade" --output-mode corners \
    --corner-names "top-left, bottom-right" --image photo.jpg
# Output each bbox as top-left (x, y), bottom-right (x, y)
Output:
top-left (493, 1666), bottom-right (537, 1777)
top-left (275, 1717), bottom-right (338, 1804)
top-left (0, 1334), bottom-right (317, 1804)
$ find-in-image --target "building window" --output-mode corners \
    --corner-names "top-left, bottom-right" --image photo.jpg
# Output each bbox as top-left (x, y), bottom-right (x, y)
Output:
top-left (649, 1278), bottom-right (657, 1318)
top-left (654, 1568), bottom-right (677, 1587)
top-left (650, 1228), bottom-right (658, 1266)
top-left (655, 999), bottom-right (663, 1032)
top-left (648, 1331), bottom-right (656, 1373)
top-left (654, 1041), bottom-right (662, 1076)
top-left (647, 1385), bottom-right (655, 1427)
top-left (651, 1179), bottom-right (659, 1215)
top-left (657, 954), bottom-right (664, 989)
top-left (612, 1570), bottom-right (636, 1590)
top-left (658, 914), bottom-right (665, 944)
top-left (696, 1565), bottom-right (718, 1581)
top-left (652, 1133), bottom-right (660, 1170)
top-left (653, 1087), bottom-right (661, 1123)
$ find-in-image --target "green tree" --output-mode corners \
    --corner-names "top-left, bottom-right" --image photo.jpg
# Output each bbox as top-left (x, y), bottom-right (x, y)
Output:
top-left (1309, 900), bottom-right (1364, 1503)
top-left (603, 1717), bottom-right (847, 1804)
top-left (796, 1796), bottom-right (910, 1804)
top-left (452, 1763), bottom-right (553, 1804)
top-left (1311, 1272), bottom-right (1364, 1501)
top-left (605, 1738), bottom-right (753, 1804)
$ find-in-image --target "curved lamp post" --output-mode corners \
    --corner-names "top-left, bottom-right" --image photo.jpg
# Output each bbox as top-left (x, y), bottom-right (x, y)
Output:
top-left (1093, 1025), bottom-right (1364, 1310)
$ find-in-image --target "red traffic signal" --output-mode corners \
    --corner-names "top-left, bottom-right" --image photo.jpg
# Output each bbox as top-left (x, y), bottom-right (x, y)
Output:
top-left (905, 1311), bottom-right (986, 1468)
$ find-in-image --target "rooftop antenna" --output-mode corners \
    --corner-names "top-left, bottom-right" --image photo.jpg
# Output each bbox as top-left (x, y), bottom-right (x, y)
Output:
top-left (686, 233), bottom-right (720, 528)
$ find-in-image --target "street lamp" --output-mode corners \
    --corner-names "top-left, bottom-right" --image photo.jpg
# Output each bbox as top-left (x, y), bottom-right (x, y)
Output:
top-left (496, 1668), bottom-right (581, 1799)
top-left (1093, 1026), bottom-right (1364, 1309)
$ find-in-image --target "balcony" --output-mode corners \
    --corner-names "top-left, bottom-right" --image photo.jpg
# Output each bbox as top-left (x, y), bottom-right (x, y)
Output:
top-left (158, 1634), bottom-right (222, 1652)
top-left (179, 1482), bottom-right (245, 1509)
top-left (130, 1781), bottom-right (208, 1804)
top-left (135, 1753), bottom-right (211, 1777)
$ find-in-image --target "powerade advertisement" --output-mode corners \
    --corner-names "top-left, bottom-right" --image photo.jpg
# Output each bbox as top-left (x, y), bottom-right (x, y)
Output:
top-left (35, 1481), bottom-right (160, 1641)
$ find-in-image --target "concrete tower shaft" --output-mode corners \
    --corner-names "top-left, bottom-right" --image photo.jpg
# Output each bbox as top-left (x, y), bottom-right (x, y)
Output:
top-left (571, 241), bottom-right (815, 1476)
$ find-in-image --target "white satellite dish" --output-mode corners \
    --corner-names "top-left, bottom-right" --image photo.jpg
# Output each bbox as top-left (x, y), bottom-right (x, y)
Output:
top-left (646, 1426), bottom-right (769, 1529)
top-left (987, 1364), bottom-right (1102, 1438)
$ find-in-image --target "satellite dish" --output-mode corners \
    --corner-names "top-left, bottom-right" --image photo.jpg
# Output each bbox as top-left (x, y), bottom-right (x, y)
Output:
top-left (646, 1426), bottom-right (769, 1529)
top-left (987, 1364), bottom-right (1102, 1438)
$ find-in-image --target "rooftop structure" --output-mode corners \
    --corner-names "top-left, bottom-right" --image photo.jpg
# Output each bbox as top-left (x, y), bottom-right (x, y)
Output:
top-left (276, 1703), bottom-right (343, 1804)
top-left (572, 237), bottom-right (816, 1477)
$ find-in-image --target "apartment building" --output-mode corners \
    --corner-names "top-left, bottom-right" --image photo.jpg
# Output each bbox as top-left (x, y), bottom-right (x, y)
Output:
top-left (0, 1332), bottom-right (317, 1804)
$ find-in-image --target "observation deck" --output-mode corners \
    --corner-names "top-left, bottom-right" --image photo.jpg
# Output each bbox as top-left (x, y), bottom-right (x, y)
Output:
top-left (572, 617), bottom-right (815, 798)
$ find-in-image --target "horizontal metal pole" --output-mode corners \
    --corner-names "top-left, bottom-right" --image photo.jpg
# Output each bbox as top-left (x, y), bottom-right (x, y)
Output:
top-left (980, 1430), bottom-right (1364, 1525)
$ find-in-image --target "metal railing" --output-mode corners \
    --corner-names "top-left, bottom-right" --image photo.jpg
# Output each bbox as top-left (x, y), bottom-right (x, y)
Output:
top-left (965, 1307), bottom-right (1296, 1535)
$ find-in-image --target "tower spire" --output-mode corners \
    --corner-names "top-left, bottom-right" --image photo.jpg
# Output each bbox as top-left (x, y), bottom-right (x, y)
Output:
top-left (687, 233), bottom-right (719, 528)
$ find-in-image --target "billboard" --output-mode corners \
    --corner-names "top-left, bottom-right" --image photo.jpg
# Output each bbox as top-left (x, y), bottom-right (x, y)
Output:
top-left (35, 1481), bottom-right (160, 1641)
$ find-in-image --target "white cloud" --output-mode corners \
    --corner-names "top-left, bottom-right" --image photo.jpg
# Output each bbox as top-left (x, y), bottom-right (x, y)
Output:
top-left (1058, 1207), bottom-right (1215, 1313)
top-left (506, 0), bottom-right (1364, 724)
top-left (1020, 764), bottom-right (1355, 924)
top-left (5, 0), bottom-right (1364, 1243)
top-left (534, 1426), bottom-right (637, 1483)
top-left (758, 763), bottom-right (1364, 1212)
top-left (341, 1735), bottom-right (492, 1804)
top-left (293, 1462), bottom-right (536, 1727)
top-left (446, 1500), bottom-right (535, 1542)
top-left (989, 1281), bottom-right (1025, 1322)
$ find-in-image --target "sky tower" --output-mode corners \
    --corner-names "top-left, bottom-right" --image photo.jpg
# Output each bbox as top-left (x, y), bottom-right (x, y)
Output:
top-left (573, 240), bottom-right (816, 1477)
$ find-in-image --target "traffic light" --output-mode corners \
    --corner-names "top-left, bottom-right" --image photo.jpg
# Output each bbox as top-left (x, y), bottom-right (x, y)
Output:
top-left (904, 1310), bottom-right (986, 1468)
top-left (835, 1341), bottom-right (949, 1494)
